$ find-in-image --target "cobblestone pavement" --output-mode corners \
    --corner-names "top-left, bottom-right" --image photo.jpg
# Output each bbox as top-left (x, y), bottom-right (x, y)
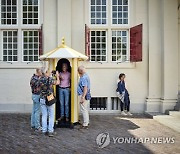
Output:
top-left (0, 113), bottom-right (180, 154)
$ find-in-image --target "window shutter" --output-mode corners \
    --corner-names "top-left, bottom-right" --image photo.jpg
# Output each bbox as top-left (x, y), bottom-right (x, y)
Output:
top-left (85, 24), bottom-right (90, 60)
top-left (39, 25), bottom-right (43, 56)
top-left (130, 24), bottom-right (143, 62)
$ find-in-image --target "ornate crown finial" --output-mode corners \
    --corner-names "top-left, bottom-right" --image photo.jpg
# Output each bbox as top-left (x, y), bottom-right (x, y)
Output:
top-left (62, 37), bottom-right (65, 45)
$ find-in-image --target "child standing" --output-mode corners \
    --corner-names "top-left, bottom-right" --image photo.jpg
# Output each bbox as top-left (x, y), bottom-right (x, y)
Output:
top-left (116, 73), bottom-right (132, 116)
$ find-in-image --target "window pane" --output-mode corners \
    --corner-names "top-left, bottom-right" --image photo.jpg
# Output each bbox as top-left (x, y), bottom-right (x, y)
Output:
top-left (13, 56), bottom-right (17, 61)
top-left (102, 0), bottom-right (106, 5)
top-left (112, 50), bottom-right (116, 55)
top-left (1, 6), bottom-right (6, 12)
top-left (12, 6), bottom-right (16, 12)
top-left (91, 13), bottom-right (95, 18)
top-left (1, 13), bottom-right (6, 18)
top-left (112, 6), bottom-right (117, 11)
top-left (7, 0), bottom-right (11, 5)
top-left (96, 0), bottom-right (101, 5)
top-left (91, 0), bottom-right (95, 5)
top-left (112, 0), bottom-right (117, 5)
top-left (113, 19), bottom-right (117, 24)
top-left (34, 0), bottom-right (38, 5)
top-left (112, 56), bottom-right (116, 61)
top-left (113, 12), bottom-right (117, 18)
top-left (3, 56), bottom-right (7, 61)
top-left (8, 56), bottom-right (12, 61)
top-left (23, 19), bottom-right (27, 24)
top-left (102, 6), bottom-right (106, 11)
top-left (118, 0), bottom-right (122, 5)
top-left (3, 50), bottom-right (7, 55)
top-left (34, 19), bottom-right (38, 24)
top-left (34, 6), bottom-right (38, 11)
top-left (1, 0), bottom-right (6, 5)
top-left (13, 50), bottom-right (17, 55)
top-left (102, 56), bottom-right (106, 61)
top-left (34, 50), bottom-right (38, 55)
top-left (12, 0), bottom-right (17, 5)
top-left (123, 6), bottom-right (128, 11)
top-left (123, 0), bottom-right (128, 5)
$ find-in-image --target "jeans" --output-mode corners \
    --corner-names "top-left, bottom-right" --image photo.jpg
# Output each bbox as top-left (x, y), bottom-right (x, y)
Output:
top-left (120, 96), bottom-right (130, 112)
top-left (59, 88), bottom-right (70, 118)
top-left (40, 98), bottom-right (55, 133)
top-left (31, 94), bottom-right (41, 129)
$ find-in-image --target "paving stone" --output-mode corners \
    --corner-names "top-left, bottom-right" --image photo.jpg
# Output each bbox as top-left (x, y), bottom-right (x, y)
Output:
top-left (0, 113), bottom-right (179, 154)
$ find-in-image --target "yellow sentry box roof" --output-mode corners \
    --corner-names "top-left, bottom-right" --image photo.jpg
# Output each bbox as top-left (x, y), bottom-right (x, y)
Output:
top-left (39, 38), bottom-right (88, 60)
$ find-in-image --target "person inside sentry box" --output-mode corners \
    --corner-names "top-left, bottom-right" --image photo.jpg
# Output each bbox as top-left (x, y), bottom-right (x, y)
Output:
top-left (116, 73), bottom-right (132, 116)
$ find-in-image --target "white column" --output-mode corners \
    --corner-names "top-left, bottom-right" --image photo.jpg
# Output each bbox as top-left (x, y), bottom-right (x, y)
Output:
top-left (178, 10), bottom-right (180, 103)
top-left (160, 0), bottom-right (179, 113)
top-left (57, 0), bottom-right (72, 46)
top-left (146, 0), bottom-right (162, 112)
top-left (43, 0), bottom-right (57, 52)
top-left (106, 97), bottom-right (112, 110)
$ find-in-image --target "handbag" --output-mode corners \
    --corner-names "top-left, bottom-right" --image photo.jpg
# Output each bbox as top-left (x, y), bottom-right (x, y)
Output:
top-left (46, 93), bottom-right (56, 106)
top-left (46, 77), bottom-right (56, 106)
top-left (116, 91), bottom-right (125, 103)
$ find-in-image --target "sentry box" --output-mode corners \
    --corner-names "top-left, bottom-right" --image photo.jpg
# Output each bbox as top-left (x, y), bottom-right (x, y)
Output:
top-left (39, 38), bottom-right (88, 128)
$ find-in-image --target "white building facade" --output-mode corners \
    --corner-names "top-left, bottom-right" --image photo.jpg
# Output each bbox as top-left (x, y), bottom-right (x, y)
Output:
top-left (0, 0), bottom-right (179, 114)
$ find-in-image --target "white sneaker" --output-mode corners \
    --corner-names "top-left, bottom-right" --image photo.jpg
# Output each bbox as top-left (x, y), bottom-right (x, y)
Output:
top-left (121, 111), bottom-right (127, 116)
top-left (127, 112), bottom-right (133, 116)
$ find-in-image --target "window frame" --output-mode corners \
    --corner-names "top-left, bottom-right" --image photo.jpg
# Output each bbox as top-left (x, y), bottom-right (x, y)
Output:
top-left (89, 30), bottom-right (108, 63)
top-left (22, 29), bottom-right (40, 62)
top-left (89, 0), bottom-right (108, 26)
top-left (2, 30), bottom-right (18, 62)
top-left (88, 0), bottom-right (131, 64)
top-left (0, 0), bottom-right (42, 65)
top-left (22, 0), bottom-right (40, 25)
top-left (111, 0), bottom-right (130, 26)
top-left (111, 29), bottom-right (130, 63)
top-left (0, 0), bottom-right (18, 26)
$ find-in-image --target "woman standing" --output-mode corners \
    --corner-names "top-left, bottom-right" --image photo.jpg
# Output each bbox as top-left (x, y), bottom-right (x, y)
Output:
top-left (116, 73), bottom-right (132, 116)
top-left (39, 70), bottom-right (60, 137)
top-left (58, 63), bottom-right (71, 122)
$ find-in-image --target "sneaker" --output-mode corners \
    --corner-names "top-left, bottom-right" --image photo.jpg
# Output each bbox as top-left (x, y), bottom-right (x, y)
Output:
top-left (48, 132), bottom-right (56, 137)
top-left (121, 111), bottom-right (127, 116)
top-left (57, 116), bottom-right (64, 121)
top-left (35, 127), bottom-right (42, 132)
top-left (42, 132), bottom-right (48, 136)
top-left (79, 125), bottom-right (89, 130)
top-left (126, 112), bottom-right (133, 116)
top-left (65, 117), bottom-right (69, 122)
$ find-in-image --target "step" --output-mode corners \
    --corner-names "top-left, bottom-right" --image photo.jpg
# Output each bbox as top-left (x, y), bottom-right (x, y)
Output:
top-left (153, 115), bottom-right (180, 133)
top-left (174, 102), bottom-right (180, 111)
top-left (169, 111), bottom-right (180, 118)
top-left (145, 112), bottom-right (164, 119)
